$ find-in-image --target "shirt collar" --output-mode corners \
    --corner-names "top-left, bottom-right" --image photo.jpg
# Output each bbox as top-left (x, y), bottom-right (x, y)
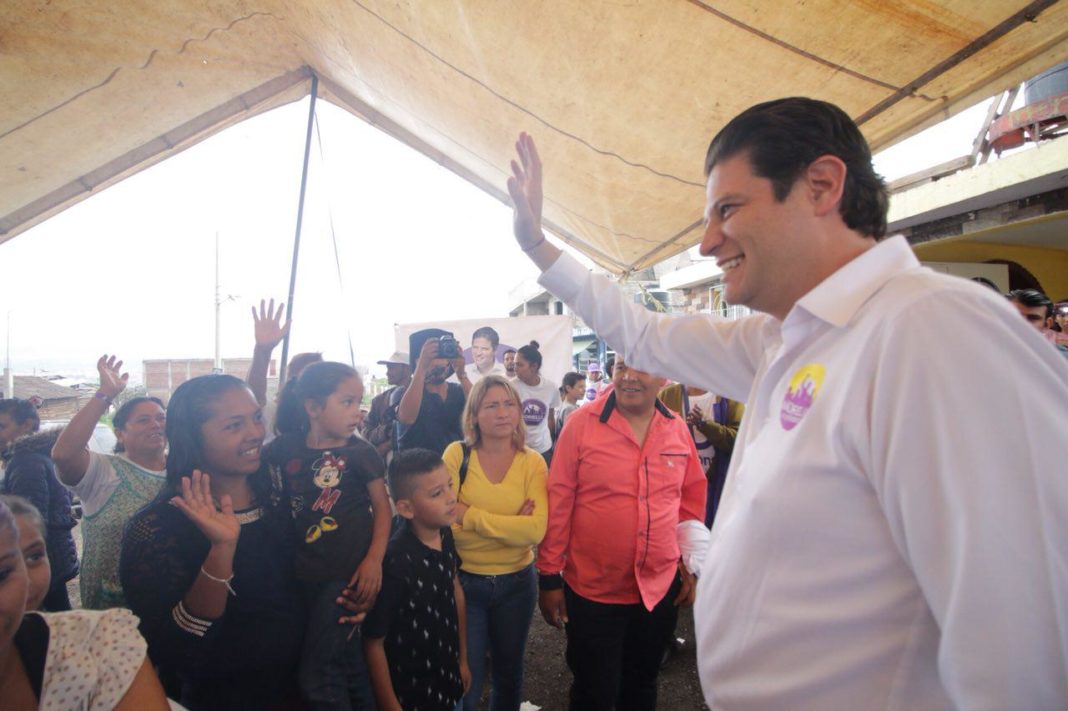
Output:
top-left (789, 235), bottom-right (919, 329)
top-left (597, 390), bottom-right (676, 424)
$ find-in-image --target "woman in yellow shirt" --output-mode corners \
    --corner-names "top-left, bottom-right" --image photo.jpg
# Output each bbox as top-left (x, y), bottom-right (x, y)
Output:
top-left (444, 375), bottom-right (548, 711)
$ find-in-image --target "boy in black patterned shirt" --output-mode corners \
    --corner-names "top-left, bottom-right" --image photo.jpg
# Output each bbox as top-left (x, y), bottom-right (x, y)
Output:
top-left (363, 448), bottom-right (470, 711)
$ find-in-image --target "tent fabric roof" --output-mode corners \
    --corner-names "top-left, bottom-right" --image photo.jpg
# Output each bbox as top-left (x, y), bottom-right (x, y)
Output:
top-left (3, 1), bottom-right (1067, 274)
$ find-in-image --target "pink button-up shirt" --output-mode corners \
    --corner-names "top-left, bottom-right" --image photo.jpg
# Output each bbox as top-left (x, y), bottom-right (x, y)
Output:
top-left (538, 392), bottom-right (706, 610)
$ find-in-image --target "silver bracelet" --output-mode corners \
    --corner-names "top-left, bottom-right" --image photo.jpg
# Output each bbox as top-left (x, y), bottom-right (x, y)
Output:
top-left (200, 566), bottom-right (237, 597)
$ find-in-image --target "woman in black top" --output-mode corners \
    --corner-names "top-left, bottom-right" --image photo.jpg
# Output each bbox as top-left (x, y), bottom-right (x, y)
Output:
top-left (120, 374), bottom-right (306, 710)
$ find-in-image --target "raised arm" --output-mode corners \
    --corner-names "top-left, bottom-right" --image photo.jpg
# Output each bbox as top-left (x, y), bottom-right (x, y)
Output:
top-left (120, 471), bottom-right (239, 675)
top-left (168, 471), bottom-right (241, 621)
top-left (506, 132), bottom-right (563, 271)
top-left (397, 339), bottom-right (438, 425)
top-left (52, 354), bottom-right (126, 486)
top-left (506, 133), bottom-right (763, 402)
top-left (246, 299), bottom-right (290, 406)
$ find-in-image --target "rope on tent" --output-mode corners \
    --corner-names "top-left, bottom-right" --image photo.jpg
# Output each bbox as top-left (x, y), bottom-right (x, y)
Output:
top-left (313, 110), bottom-right (357, 369)
top-left (278, 73), bottom-right (319, 387)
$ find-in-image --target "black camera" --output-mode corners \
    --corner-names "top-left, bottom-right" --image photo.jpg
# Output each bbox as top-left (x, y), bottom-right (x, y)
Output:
top-left (437, 334), bottom-right (461, 359)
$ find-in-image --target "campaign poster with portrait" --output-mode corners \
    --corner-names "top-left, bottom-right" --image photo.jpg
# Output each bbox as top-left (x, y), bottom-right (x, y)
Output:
top-left (394, 315), bottom-right (573, 385)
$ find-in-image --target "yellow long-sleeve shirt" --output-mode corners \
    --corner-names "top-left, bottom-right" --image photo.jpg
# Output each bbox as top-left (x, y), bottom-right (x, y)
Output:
top-left (443, 442), bottom-right (548, 575)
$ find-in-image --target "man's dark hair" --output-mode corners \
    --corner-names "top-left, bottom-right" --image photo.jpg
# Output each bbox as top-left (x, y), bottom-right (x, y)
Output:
top-left (387, 447), bottom-right (443, 501)
top-left (704, 97), bottom-right (888, 239)
top-left (560, 371), bottom-right (584, 394)
top-left (471, 326), bottom-right (500, 350)
top-left (1008, 288), bottom-right (1053, 318)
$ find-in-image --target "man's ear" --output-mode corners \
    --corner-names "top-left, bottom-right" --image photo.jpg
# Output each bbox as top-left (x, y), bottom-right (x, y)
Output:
top-left (394, 499), bottom-right (415, 520)
top-left (804, 155), bottom-right (847, 218)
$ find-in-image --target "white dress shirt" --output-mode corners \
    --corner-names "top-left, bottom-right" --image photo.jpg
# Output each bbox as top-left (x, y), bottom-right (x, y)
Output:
top-left (540, 236), bottom-right (1068, 710)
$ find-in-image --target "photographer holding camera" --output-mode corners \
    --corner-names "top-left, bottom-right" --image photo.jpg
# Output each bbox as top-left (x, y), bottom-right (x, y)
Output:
top-left (395, 328), bottom-right (470, 455)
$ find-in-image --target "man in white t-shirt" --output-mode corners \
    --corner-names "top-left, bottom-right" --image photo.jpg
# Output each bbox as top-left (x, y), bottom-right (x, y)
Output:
top-left (582, 362), bottom-right (605, 404)
top-left (504, 98), bottom-right (1068, 709)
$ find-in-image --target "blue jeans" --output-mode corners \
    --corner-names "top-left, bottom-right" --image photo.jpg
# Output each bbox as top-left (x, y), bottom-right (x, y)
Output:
top-left (459, 564), bottom-right (537, 711)
top-left (299, 580), bottom-right (377, 711)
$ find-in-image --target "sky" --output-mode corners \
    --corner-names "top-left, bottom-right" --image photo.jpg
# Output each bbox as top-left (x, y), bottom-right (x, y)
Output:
top-left (0, 94), bottom-right (1010, 384)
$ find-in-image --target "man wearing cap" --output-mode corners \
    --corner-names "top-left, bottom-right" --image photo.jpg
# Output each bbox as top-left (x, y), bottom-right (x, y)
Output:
top-left (395, 328), bottom-right (469, 455)
top-left (361, 351), bottom-right (411, 459)
top-left (583, 362), bottom-right (605, 404)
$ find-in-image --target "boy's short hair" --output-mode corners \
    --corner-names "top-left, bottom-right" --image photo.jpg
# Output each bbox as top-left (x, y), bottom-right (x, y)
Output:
top-left (388, 448), bottom-right (444, 500)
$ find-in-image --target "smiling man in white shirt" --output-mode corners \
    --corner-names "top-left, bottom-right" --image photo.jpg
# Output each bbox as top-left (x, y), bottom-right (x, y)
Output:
top-left (504, 98), bottom-right (1068, 710)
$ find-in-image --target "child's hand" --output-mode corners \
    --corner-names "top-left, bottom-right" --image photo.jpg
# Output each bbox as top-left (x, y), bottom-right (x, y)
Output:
top-left (460, 659), bottom-right (472, 693)
top-left (335, 588), bottom-right (369, 625)
top-left (252, 298), bottom-right (290, 352)
top-left (517, 499), bottom-right (535, 516)
top-left (686, 404), bottom-right (705, 427)
top-left (347, 557), bottom-right (383, 607)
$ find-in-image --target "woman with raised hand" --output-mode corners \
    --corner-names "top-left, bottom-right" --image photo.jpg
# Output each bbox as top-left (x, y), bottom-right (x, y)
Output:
top-left (51, 354), bottom-right (167, 609)
top-left (444, 375), bottom-right (548, 710)
top-left (119, 374), bottom-right (305, 710)
top-left (0, 497), bottom-right (172, 710)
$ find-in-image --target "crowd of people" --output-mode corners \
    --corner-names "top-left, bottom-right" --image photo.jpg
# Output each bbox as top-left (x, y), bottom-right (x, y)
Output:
top-left (1, 94), bottom-right (1067, 711)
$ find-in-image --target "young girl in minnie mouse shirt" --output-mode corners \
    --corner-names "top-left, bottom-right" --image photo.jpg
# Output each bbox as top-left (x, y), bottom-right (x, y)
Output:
top-left (266, 361), bottom-right (392, 709)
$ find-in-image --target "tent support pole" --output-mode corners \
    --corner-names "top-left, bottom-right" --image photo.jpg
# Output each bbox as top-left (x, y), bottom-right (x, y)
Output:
top-left (278, 73), bottom-right (319, 388)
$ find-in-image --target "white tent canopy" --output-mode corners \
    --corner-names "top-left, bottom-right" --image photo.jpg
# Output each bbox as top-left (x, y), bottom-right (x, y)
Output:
top-left (3, 0), bottom-right (1067, 273)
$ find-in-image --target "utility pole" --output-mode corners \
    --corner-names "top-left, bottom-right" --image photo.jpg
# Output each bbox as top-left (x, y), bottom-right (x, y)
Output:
top-left (4, 311), bottom-right (13, 398)
top-left (214, 231), bottom-right (223, 374)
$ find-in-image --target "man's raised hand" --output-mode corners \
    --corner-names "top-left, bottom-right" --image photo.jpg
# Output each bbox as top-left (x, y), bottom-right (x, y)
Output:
top-left (507, 133), bottom-right (562, 270)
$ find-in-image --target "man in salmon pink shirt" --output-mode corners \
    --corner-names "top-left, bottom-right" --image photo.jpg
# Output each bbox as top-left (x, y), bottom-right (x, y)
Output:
top-left (536, 356), bottom-right (708, 711)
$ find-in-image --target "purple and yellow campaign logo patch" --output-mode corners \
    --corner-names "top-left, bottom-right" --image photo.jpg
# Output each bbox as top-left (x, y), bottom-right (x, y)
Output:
top-left (780, 363), bottom-right (824, 431)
